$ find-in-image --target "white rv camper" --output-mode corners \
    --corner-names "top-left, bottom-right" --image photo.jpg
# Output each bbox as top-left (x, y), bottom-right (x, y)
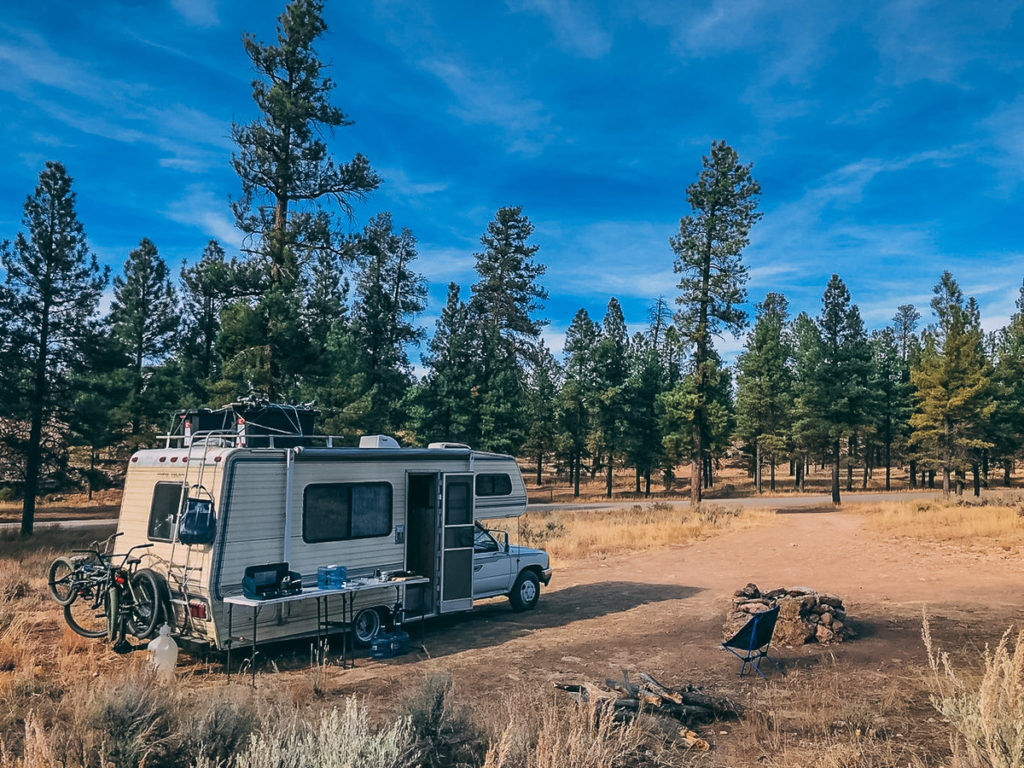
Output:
top-left (113, 404), bottom-right (552, 649)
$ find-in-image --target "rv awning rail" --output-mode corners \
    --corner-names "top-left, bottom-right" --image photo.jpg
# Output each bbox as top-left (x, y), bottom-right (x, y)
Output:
top-left (156, 431), bottom-right (353, 449)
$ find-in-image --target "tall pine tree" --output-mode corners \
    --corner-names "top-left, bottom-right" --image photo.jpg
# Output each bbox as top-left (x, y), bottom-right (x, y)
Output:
top-left (0, 162), bottom-right (106, 534)
top-left (349, 213), bottom-right (426, 434)
top-left (792, 276), bottom-right (872, 504)
top-left (910, 272), bottom-right (995, 495)
top-left (231, 0), bottom-right (379, 395)
top-left (470, 206), bottom-right (547, 366)
top-left (109, 238), bottom-right (179, 437)
top-left (671, 141), bottom-right (761, 504)
top-left (735, 292), bottom-right (792, 492)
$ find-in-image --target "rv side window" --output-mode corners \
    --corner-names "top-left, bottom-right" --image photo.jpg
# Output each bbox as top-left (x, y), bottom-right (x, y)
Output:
top-left (303, 483), bottom-right (393, 543)
top-left (148, 482), bottom-right (184, 542)
top-left (476, 473), bottom-right (513, 496)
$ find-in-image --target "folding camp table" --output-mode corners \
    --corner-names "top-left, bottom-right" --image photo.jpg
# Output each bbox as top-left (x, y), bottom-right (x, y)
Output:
top-left (224, 576), bottom-right (429, 684)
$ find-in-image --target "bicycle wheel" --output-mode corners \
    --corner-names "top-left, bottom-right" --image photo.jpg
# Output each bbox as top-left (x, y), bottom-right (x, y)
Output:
top-left (47, 557), bottom-right (79, 606)
top-left (127, 570), bottom-right (161, 639)
top-left (63, 589), bottom-right (109, 638)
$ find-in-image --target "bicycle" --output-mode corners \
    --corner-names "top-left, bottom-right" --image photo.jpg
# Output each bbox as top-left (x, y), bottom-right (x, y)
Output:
top-left (47, 533), bottom-right (163, 645)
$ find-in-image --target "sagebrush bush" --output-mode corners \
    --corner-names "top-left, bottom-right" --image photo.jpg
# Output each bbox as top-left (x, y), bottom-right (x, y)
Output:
top-left (923, 617), bottom-right (1024, 768)
top-left (214, 699), bottom-right (415, 768)
top-left (401, 673), bottom-right (483, 768)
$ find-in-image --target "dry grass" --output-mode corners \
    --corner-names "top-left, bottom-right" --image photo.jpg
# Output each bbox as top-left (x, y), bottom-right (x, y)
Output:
top-left (505, 502), bottom-right (773, 564)
top-left (923, 616), bottom-right (1024, 768)
top-left (480, 688), bottom-right (693, 768)
top-left (858, 495), bottom-right (1024, 548)
top-left (735, 662), bottom-right (937, 768)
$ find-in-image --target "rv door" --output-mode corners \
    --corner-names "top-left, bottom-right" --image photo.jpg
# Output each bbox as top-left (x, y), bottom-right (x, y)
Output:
top-left (439, 474), bottom-right (474, 613)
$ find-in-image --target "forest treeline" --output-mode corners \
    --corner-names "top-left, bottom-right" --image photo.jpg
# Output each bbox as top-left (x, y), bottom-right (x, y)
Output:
top-left (2, 0), bottom-right (1022, 535)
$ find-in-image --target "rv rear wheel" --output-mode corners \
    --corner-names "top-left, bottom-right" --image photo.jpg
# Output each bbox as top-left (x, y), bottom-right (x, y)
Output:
top-left (509, 571), bottom-right (540, 612)
top-left (353, 608), bottom-right (383, 645)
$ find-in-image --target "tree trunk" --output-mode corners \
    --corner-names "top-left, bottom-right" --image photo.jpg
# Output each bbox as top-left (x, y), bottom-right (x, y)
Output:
top-left (972, 462), bottom-right (980, 497)
top-left (605, 456), bottom-right (613, 499)
top-left (831, 440), bottom-right (841, 505)
top-left (1005, 460), bottom-right (1013, 487)
top-left (690, 426), bottom-right (703, 506)
top-left (928, 469), bottom-right (935, 489)
top-left (755, 441), bottom-right (762, 494)
top-left (846, 436), bottom-right (854, 492)
top-left (789, 459), bottom-right (795, 477)
top-left (769, 455), bottom-right (776, 492)
top-left (704, 455), bottom-right (713, 488)
top-left (909, 459), bottom-right (916, 489)
top-left (88, 449), bottom-right (95, 501)
top-left (942, 465), bottom-right (951, 495)
top-left (884, 439), bottom-right (892, 491)
top-left (644, 470), bottom-right (651, 498)
top-left (536, 454), bottom-right (542, 486)
top-left (573, 454), bottom-right (580, 498)
top-left (795, 457), bottom-right (803, 490)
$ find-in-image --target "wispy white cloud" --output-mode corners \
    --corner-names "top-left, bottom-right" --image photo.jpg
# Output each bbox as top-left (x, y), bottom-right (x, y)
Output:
top-left (170, 0), bottom-right (219, 27)
top-left (419, 57), bottom-right (556, 155)
top-left (509, 0), bottom-right (612, 58)
top-left (378, 166), bottom-right (450, 198)
top-left (0, 25), bottom-right (229, 172)
top-left (163, 185), bottom-right (239, 247)
top-left (415, 244), bottom-right (477, 282)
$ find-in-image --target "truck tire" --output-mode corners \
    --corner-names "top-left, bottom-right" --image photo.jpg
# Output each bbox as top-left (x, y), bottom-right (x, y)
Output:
top-left (509, 570), bottom-right (540, 612)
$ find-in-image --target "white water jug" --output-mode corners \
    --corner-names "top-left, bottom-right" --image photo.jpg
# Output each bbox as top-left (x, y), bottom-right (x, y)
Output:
top-left (148, 624), bottom-right (178, 683)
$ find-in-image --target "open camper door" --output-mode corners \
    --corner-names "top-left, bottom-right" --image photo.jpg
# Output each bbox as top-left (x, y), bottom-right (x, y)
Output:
top-left (440, 474), bottom-right (474, 613)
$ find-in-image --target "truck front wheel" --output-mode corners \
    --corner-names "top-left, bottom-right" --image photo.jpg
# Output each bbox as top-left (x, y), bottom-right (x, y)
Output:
top-left (509, 571), bottom-right (540, 612)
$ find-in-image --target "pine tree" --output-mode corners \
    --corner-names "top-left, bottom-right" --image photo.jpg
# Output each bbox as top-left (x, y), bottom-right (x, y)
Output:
top-left (417, 284), bottom-right (480, 445)
top-left (179, 240), bottom-right (263, 400)
top-left (623, 330), bottom-right (668, 496)
top-left (869, 327), bottom-right (911, 490)
top-left (0, 162), bottom-right (107, 534)
top-left (735, 292), bottom-right (792, 492)
top-left (303, 247), bottom-right (349, 358)
top-left (350, 213), bottom-right (426, 434)
top-left (992, 282), bottom-right (1024, 484)
top-left (231, 0), bottom-right (379, 393)
top-left (910, 272), bottom-right (995, 495)
top-left (521, 343), bottom-right (561, 485)
top-left (109, 238), bottom-right (179, 437)
top-left (592, 298), bottom-right (630, 498)
top-left (792, 276), bottom-right (872, 504)
top-left (557, 308), bottom-right (600, 497)
top-left (671, 141), bottom-right (761, 504)
top-left (470, 206), bottom-right (548, 365)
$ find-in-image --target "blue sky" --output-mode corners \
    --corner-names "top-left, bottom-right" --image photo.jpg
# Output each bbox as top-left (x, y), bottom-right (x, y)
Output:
top-left (2, 0), bottom-right (1023, 362)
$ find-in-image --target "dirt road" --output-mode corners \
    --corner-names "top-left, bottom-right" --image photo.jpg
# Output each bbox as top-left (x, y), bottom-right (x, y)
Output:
top-left (328, 503), bottom-right (1024, 745)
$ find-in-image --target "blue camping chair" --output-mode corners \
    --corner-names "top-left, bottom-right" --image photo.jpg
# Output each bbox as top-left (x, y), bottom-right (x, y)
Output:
top-left (722, 605), bottom-right (784, 678)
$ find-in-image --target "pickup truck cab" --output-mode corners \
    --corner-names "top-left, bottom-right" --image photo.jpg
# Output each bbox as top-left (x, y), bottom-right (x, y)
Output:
top-left (473, 522), bottom-right (552, 610)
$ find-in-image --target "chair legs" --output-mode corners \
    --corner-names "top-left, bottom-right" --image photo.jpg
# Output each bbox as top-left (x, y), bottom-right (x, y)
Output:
top-left (724, 646), bottom-right (785, 678)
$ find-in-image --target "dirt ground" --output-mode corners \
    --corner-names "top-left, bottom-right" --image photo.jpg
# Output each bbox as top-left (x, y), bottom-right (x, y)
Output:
top-left (294, 502), bottom-right (1024, 764)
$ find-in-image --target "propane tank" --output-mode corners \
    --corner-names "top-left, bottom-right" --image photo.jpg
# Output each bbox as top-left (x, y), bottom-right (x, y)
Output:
top-left (147, 624), bottom-right (178, 683)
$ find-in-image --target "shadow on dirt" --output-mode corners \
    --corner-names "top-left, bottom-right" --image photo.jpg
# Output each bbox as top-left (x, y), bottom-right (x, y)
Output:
top-left (232, 581), bottom-right (703, 672)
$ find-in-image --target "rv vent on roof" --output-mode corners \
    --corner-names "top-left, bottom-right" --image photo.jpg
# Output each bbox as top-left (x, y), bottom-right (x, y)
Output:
top-left (358, 434), bottom-right (401, 449)
top-left (427, 442), bottom-right (471, 450)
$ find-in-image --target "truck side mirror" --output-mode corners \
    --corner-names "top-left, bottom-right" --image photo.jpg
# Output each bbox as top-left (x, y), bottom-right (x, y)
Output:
top-left (501, 531), bottom-right (510, 552)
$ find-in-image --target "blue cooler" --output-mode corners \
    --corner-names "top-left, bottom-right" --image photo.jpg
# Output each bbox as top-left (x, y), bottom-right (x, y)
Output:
top-left (317, 565), bottom-right (347, 589)
top-left (370, 629), bottom-right (410, 659)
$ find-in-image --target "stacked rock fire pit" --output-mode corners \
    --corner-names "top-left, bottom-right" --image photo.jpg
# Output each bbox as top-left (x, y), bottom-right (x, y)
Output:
top-left (724, 583), bottom-right (854, 645)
